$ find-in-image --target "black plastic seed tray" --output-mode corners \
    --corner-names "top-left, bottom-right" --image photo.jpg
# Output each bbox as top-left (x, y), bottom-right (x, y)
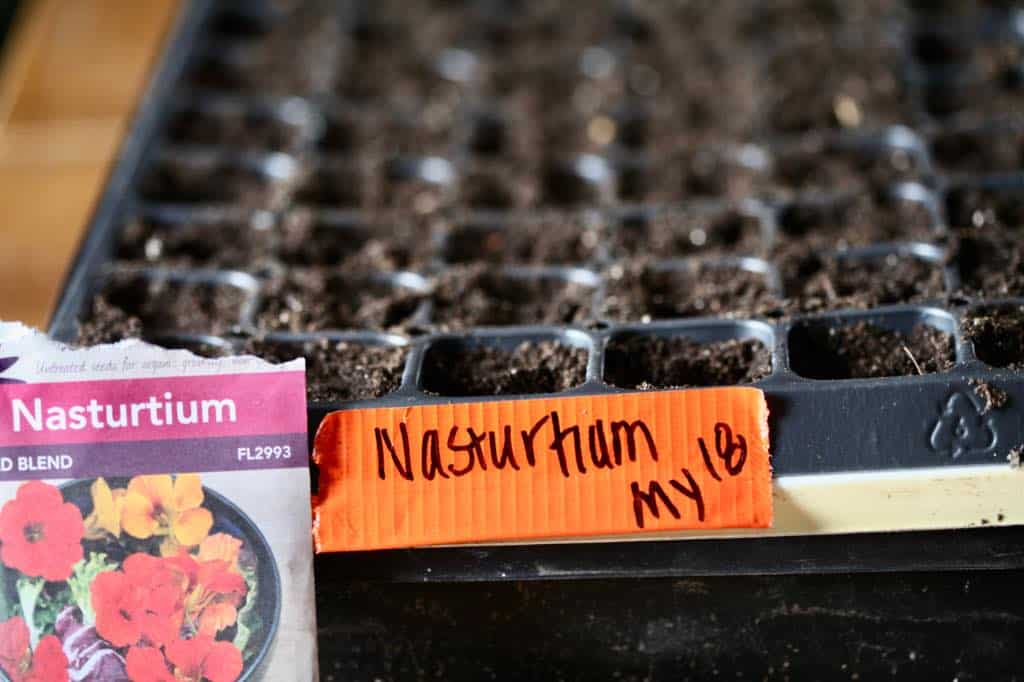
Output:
top-left (50, 0), bottom-right (1024, 587)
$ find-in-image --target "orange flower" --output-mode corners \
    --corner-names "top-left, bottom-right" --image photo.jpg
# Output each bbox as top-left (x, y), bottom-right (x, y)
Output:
top-left (84, 478), bottom-right (126, 539)
top-left (196, 533), bottom-right (243, 571)
top-left (165, 555), bottom-right (247, 637)
top-left (121, 475), bottom-right (213, 547)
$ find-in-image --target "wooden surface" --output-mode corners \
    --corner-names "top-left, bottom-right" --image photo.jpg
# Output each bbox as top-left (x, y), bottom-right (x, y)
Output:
top-left (0, 0), bottom-right (178, 328)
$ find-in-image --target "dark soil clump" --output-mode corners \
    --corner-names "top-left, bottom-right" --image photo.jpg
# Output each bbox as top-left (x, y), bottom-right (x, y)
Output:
top-left (76, 297), bottom-right (144, 345)
top-left (781, 253), bottom-right (947, 311)
top-left (604, 335), bottom-right (772, 389)
top-left (165, 104), bottom-right (311, 152)
top-left (602, 262), bottom-right (777, 321)
top-left (117, 211), bottom-right (276, 269)
top-left (245, 337), bottom-right (408, 401)
top-left (788, 321), bottom-right (956, 379)
top-left (945, 184), bottom-right (1024, 232)
top-left (430, 267), bottom-right (595, 328)
top-left (953, 233), bottom-right (1024, 298)
top-left (963, 305), bottom-right (1024, 370)
top-left (83, 273), bottom-right (249, 337)
top-left (257, 269), bottom-right (425, 332)
top-left (769, 142), bottom-right (925, 196)
top-left (138, 155), bottom-right (294, 209)
top-left (930, 126), bottom-right (1024, 175)
top-left (611, 207), bottom-right (765, 259)
top-left (421, 340), bottom-right (588, 396)
top-left (776, 194), bottom-right (936, 246)
top-left (442, 212), bottom-right (602, 265)
top-left (278, 209), bottom-right (433, 270)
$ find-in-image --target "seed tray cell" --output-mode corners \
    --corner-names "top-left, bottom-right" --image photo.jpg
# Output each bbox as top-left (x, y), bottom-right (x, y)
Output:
top-left (50, 0), bottom-right (1024, 584)
top-left (116, 204), bottom-right (278, 269)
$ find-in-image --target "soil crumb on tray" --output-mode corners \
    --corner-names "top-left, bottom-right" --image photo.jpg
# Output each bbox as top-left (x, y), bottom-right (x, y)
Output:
top-left (968, 378), bottom-right (1009, 414)
top-left (245, 337), bottom-right (407, 401)
top-left (421, 340), bottom-right (588, 396)
top-left (963, 304), bottom-right (1024, 369)
top-left (788, 321), bottom-right (956, 380)
top-left (604, 335), bottom-right (771, 389)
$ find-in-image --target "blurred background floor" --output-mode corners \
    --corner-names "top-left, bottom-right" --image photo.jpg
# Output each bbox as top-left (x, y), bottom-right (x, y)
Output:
top-left (0, 0), bottom-right (176, 328)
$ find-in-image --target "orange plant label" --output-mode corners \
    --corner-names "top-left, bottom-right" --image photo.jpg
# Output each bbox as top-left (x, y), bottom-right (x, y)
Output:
top-left (312, 387), bottom-right (772, 552)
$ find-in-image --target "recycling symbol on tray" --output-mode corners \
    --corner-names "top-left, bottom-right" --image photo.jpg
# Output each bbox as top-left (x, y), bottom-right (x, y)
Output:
top-left (929, 390), bottom-right (997, 459)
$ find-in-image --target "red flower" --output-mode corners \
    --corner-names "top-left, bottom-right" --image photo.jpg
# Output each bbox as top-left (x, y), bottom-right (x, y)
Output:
top-left (0, 616), bottom-right (69, 682)
top-left (165, 636), bottom-right (242, 682)
top-left (125, 646), bottom-right (174, 682)
top-left (92, 553), bottom-right (187, 648)
top-left (0, 481), bottom-right (83, 580)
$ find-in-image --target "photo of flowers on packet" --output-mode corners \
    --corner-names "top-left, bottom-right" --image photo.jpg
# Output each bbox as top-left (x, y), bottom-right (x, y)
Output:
top-left (0, 475), bottom-right (280, 682)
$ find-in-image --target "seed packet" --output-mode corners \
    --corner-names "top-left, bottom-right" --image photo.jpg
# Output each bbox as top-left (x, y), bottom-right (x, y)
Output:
top-left (0, 322), bottom-right (316, 681)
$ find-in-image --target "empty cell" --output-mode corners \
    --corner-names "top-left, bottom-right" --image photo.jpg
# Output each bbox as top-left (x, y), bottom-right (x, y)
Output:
top-left (430, 267), bottom-right (596, 328)
top-left (603, 332), bottom-right (771, 389)
top-left (138, 153), bottom-right (297, 209)
top-left (776, 193), bottom-right (937, 246)
top-left (294, 158), bottom-right (380, 209)
top-left (381, 157), bottom-right (456, 213)
top-left (945, 184), bottom-right (1024, 231)
top-left (245, 337), bottom-right (409, 401)
top-left (611, 206), bottom-right (765, 258)
top-left (954, 233), bottom-right (1024, 297)
top-left (769, 140), bottom-right (926, 195)
top-left (541, 156), bottom-right (616, 206)
top-left (964, 304), bottom-right (1024, 370)
top-left (618, 146), bottom-right (768, 203)
top-left (541, 111), bottom-right (621, 157)
top-left (930, 125), bottom-right (1024, 175)
top-left (466, 109), bottom-right (540, 161)
top-left (602, 262), bottom-right (778, 321)
top-left (187, 7), bottom-right (342, 96)
top-left (788, 319), bottom-right (955, 380)
top-left (117, 209), bottom-right (276, 269)
top-left (337, 49), bottom-right (467, 113)
top-left (759, 38), bottom-right (910, 134)
top-left (257, 269), bottom-right (426, 332)
top-left (781, 252), bottom-right (947, 310)
top-left (277, 209), bottom-right (433, 270)
top-left (442, 212), bottom-right (602, 265)
top-left (164, 100), bottom-right (313, 152)
top-left (421, 339), bottom-right (588, 396)
top-left (459, 161), bottom-right (539, 210)
top-left (81, 273), bottom-right (251, 339)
